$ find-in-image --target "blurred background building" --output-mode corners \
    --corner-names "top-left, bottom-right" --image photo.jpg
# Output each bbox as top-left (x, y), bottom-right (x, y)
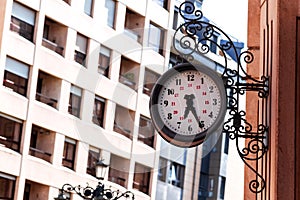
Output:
top-left (0, 0), bottom-right (245, 199)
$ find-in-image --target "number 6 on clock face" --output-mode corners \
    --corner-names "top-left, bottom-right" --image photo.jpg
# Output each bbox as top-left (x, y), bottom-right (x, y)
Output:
top-left (149, 63), bottom-right (227, 147)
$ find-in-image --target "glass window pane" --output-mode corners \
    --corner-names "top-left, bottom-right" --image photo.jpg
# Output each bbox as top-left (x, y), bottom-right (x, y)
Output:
top-left (105, 0), bottom-right (116, 28)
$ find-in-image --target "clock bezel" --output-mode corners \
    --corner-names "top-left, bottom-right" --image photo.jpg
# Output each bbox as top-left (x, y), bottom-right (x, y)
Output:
top-left (149, 63), bottom-right (227, 147)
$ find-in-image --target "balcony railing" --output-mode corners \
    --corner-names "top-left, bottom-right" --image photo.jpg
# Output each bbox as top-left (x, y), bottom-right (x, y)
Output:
top-left (36, 92), bottom-right (58, 108)
top-left (138, 134), bottom-right (154, 147)
top-left (29, 147), bottom-right (52, 163)
top-left (108, 176), bottom-right (126, 187)
top-left (124, 29), bottom-right (141, 43)
top-left (0, 136), bottom-right (20, 152)
top-left (42, 38), bottom-right (64, 56)
top-left (119, 74), bottom-right (136, 90)
top-left (113, 123), bottom-right (132, 139)
top-left (74, 50), bottom-right (86, 66)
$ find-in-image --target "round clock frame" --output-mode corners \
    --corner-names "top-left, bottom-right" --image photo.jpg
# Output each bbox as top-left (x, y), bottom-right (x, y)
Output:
top-left (149, 63), bottom-right (227, 147)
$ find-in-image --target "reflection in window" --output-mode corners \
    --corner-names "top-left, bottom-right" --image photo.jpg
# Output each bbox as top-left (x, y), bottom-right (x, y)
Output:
top-left (158, 157), bottom-right (168, 182)
top-left (148, 22), bottom-right (164, 55)
top-left (153, 0), bottom-right (168, 10)
top-left (10, 2), bottom-right (35, 42)
top-left (105, 0), bottom-right (116, 28)
top-left (84, 0), bottom-right (94, 16)
top-left (168, 162), bottom-right (185, 188)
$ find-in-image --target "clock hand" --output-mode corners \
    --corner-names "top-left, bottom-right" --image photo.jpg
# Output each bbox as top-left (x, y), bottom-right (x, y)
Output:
top-left (183, 94), bottom-right (204, 128)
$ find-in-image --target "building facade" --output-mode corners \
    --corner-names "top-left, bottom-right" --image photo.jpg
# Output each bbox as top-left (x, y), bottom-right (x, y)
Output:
top-left (0, 0), bottom-right (244, 199)
top-left (246, 0), bottom-right (300, 199)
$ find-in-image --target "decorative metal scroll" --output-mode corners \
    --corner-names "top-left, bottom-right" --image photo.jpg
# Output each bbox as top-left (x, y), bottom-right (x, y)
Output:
top-left (56, 182), bottom-right (135, 200)
top-left (173, 2), bottom-right (269, 194)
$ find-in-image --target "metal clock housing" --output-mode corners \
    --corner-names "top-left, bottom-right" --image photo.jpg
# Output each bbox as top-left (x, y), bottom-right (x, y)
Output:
top-left (150, 63), bottom-right (227, 147)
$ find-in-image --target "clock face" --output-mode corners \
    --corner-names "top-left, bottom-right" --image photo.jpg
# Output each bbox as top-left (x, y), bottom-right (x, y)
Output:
top-left (150, 63), bottom-right (227, 147)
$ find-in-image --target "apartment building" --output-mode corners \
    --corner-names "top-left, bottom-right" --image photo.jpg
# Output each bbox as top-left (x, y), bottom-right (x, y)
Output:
top-left (0, 0), bottom-right (244, 199)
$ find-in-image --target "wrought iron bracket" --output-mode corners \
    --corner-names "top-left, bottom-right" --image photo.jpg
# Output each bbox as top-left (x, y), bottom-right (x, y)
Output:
top-left (173, 2), bottom-right (270, 194)
top-left (56, 182), bottom-right (135, 200)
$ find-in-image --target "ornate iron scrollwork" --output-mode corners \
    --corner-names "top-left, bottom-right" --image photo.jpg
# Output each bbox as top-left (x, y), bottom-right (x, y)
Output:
top-left (173, 2), bottom-right (269, 194)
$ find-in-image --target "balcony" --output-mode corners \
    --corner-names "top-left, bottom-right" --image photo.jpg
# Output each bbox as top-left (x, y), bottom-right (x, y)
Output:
top-left (42, 38), bottom-right (64, 55)
top-left (124, 9), bottom-right (145, 44)
top-left (36, 71), bottom-right (61, 109)
top-left (0, 115), bottom-right (22, 152)
top-left (138, 116), bottom-right (155, 148)
top-left (133, 163), bottom-right (151, 194)
top-left (29, 125), bottom-right (54, 163)
top-left (143, 69), bottom-right (159, 96)
top-left (119, 57), bottom-right (139, 90)
top-left (42, 17), bottom-right (67, 56)
top-left (114, 105), bottom-right (135, 139)
top-left (108, 155), bottom-right (130, 188)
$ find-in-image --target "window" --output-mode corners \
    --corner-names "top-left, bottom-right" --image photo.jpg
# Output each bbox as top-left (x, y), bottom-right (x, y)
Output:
top-left (42, 17), bottom-right (67, 56)
top-left (124, 9), bottom-right (145, 44)
top-left (210, 34), bottom-right (218, 54)
top-left (36, 71), bottom-right (60, 109)
top-left (158, 157), bottom-right (168, 182)
top-left (68, 85), bottom-right (82, 118)
top-left (87, 147), bottom-right (100, 177)
top-left (220, 176), bottom-right (226, 199)
top-left (10, 2), bottom-right (35, 42)
top-left (92, 95), bottom-right (105, 127)
top-left (84, 0), bottom-right (94, 16)
top-left (3, 57), bottom-right (29, 96)
top-left (105, 0), bottom-right (116, 28)
top-left (153, 0), bottom-right (168, 10)
top-left (0, 173), bottom-right (16, 200)
top-left (138, 116), bottom-right (155, 147)
top-left (143, 69), bottom-right (159, 96)
top-left (98, 46), bottom-right (111, 77)
top-left (119, 57), bottom-right (139, 90)
top-left (169, 162), bottom-right (185, 188)
top-left (0, 114), bottom-right (22, 152)
top-left (29, 125), bottom-right (53, 163)
top-left (108, 155), bottom-right (129, 187)
top-left (74, 33), bottom-right (88, 66)
top-left (133, 163), bottom-right (151, 194)
top-left (114, 105), bottom-right (135, 139)
top-left (173, 7), bottom-right (179, 30)
top-left (148, 22), bottom-right (164, 55)
top-left (62, 137), bottom-right (76, 170)
top-left (224, 133), bottom-right (229, 154)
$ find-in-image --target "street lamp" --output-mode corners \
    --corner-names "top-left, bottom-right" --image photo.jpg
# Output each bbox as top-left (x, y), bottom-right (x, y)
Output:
top-left (54, 160), bottom-right (135, 200)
